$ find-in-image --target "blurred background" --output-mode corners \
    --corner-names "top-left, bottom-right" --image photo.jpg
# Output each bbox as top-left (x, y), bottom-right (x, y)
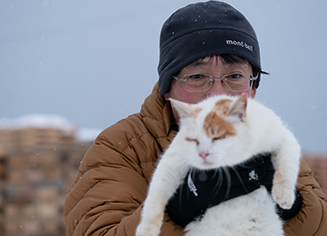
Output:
top-left (0, 0), bottom-right (326, 235)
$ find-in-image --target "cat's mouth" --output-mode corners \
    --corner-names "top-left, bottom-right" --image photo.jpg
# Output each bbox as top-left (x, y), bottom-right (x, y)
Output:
top-left (201, 159), bottom-right (215, 166)
top-left (203, 160), bottom-right (212, 164)
top-left (198, 158), bottom-right (224, 169)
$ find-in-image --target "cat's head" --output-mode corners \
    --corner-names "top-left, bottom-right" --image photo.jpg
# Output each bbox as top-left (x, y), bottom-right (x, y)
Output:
top-left (170, 93), bottom-right (249, 169)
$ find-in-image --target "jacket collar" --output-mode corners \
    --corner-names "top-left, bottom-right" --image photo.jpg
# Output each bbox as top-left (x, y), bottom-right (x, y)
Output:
top-left (140, 82), bottom-right (177, 149)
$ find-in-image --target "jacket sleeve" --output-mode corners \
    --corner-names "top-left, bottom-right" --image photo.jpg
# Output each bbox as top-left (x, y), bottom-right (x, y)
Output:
top-left (64, 128), bottom-right (184, 236)
top-left (283, 158), bottom-right (327, 236)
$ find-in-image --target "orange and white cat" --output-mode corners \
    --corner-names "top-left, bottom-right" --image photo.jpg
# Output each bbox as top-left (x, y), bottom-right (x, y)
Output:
top-left (136, 94), bottom-right (301, 236)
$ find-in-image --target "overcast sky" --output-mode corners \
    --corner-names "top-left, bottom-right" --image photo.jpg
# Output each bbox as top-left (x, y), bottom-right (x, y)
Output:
top-left (1, 0), bottom-right (326, 154)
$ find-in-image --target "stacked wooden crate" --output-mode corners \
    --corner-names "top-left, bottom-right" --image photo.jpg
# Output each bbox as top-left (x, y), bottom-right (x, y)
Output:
top-left (0, 127), bottom-right (16, 155)
top-left (5, 150), bottom-right (63, 235)
top-left (0, 116), bottom-right (77, 154)
top-left (16, 127), bottom-right (76, 151)
top-left (0, 116), bottom-right (93, 236)
top-left (0, 155), bottom-right (6, 235)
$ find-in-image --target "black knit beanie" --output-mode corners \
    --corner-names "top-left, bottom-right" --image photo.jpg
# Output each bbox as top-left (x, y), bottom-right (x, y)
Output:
top-left (158, 1), bottom-right (261, 96)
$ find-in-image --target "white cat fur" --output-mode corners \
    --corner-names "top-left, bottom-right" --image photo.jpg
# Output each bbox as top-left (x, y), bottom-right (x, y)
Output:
top-left (136, 94), bottom-right (301, 236)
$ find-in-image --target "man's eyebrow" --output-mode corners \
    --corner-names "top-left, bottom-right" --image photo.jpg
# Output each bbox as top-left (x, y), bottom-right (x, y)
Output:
top-left (188, 59), bottom-right (209, 67)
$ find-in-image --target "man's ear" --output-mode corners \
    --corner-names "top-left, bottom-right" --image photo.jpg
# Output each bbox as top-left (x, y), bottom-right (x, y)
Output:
top-left (164, 93), bottom-right (170, 101)
top-left (251, 87), bottom-right (256, 98)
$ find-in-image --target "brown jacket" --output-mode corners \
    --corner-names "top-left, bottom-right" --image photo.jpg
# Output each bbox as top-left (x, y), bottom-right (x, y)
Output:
top-left (64, 84), bottom-right (327, 235)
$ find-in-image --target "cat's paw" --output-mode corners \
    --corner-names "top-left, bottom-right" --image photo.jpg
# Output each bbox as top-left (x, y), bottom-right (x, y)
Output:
top-left (272, 183), bottom-right (295, 210)
top-left (135, 223), bottom-right (161, 236)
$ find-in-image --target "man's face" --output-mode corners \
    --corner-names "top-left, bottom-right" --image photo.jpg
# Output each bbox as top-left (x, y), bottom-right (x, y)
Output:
top-left (164, 55), bottom-right (256, 122)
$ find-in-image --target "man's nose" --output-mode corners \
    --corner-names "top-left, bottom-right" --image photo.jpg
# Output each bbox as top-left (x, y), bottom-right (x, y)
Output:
top-left (206, 56), bottom-right (228, 95)
top-left (208, 79), bottom-right (228, 96)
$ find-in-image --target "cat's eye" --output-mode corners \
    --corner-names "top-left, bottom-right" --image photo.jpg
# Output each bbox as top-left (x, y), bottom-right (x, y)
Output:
top-left (212, 136), bottom-right (225, 142)
top-left (185, 137), bottom-right (199, 145)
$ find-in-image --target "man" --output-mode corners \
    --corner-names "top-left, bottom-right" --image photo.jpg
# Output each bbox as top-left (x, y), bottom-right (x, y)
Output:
top-left (64, 1), bottom-right (327, 235)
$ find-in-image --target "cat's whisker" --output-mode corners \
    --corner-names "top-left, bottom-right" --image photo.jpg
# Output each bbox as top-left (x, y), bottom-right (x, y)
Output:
top-left (212, 169), bottom-right (224, 197)
top-left (221, 166), bottom-right (232, 200)
top-left (230, 166), bottom-right (249, 193)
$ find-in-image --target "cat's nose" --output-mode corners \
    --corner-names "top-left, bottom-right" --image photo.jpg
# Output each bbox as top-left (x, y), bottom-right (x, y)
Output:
top-left (199, 152), bottom-right (209, 160)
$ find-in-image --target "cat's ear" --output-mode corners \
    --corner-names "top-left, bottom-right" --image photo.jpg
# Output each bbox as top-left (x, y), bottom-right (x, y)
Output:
top-left (169, 98), bottom-right (195, 119)
top-left (227, 93), bottom-right (247, 121)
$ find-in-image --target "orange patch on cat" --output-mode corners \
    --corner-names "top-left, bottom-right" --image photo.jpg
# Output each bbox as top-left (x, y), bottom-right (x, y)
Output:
top-left (204, 111), bottom-right (236, 137)
top-left (213, 99), bottom-right (232, 115)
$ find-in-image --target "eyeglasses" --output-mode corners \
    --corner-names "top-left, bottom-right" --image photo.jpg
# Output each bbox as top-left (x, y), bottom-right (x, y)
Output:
top-left (172, 73), bottom-right (258, 93)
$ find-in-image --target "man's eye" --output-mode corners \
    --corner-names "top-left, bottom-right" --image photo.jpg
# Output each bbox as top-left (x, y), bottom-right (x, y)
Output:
top-left (225, 73), bottom-right (243, 80)
top-left (187, 74), bottom-right (206, 80)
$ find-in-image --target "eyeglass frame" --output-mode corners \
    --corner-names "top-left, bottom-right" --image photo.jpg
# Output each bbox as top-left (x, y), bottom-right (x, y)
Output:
top-left (172, 72), bottom-right (259, 93)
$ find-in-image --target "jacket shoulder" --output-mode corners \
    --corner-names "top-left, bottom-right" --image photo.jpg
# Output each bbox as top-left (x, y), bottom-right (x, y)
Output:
top-left (82, 113), bottom-right (160, 172)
